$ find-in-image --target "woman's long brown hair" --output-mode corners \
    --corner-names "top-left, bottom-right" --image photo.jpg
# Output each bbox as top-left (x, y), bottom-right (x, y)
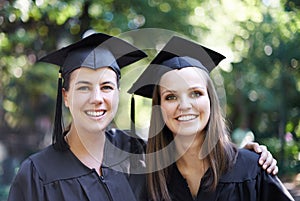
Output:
top-left (146, 69), bottom-right (237, 201)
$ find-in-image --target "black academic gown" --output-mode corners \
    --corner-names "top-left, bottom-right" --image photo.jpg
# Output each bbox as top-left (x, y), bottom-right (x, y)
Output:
top-left (7, 129), bottom-right (147, 201)
top-left (168, 149), bottom-right (295, 201)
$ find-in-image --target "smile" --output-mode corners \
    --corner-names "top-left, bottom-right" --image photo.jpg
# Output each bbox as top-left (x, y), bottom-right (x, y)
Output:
top-left (85, 110), bottom-right (105, 117)
top-left (177, 115), bottom-right (197, 121)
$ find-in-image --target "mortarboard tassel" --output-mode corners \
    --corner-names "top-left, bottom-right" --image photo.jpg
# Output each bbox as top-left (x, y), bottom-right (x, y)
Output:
top-left (130, 94), bottom-right (138, 172)
top-left (53, 70), bottom-right (66, 150)
top-left (130, 94), bottom-right (136, 137)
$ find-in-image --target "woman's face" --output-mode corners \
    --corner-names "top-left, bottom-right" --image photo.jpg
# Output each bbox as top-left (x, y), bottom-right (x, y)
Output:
top-left (159, 67), bottom-right (210, 137)
top-left (63, 67), bottom-right (119, 134)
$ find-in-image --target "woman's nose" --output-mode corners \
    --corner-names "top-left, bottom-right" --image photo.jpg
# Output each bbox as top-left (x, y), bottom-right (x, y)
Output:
top-left (178, 96), bottom-right (192, 110)
top-left (90, 88), bottom-right (103, 104)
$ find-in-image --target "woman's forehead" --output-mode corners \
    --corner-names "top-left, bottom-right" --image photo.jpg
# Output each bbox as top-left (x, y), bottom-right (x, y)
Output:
top-left (70, 67), bottom-right (117, 82)
top-left (159, 67), bottom-right (207, 90)
top-left (160, 67), bottom-right (207, 82)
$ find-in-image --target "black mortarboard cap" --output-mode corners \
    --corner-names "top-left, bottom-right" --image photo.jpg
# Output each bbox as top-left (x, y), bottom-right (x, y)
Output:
top-left (127, 36), bottom-right (225, 138)
top-left (38, 33), bottom-right (147, 151)
top-left (39, 32), bottom-right (147, 79)
top-left (128, 36), bottom-right (226, 98)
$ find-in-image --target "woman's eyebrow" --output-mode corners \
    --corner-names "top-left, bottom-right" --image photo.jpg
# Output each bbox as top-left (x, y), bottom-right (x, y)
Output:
top-left (100, 81), bottom-right (116, 86)
top-left (75, 81), bottom-right (116, 86)
top-left (160, 89), bottom-right (176, 96)
top-left (189, 86), bottom-right (206, 90)
top-left (75, 81), bottom-right (91, 85)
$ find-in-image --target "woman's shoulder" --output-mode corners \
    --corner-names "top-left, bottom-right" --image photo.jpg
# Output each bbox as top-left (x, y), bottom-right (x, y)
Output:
top-left (235, 148), bottom-right (261, 166)
top-left (17, 145), bottom-right (88, 183)
top-left (20, 145), bottom-right (57, 169)
top-left (104, 129), bottom-right (146, 174)
top-left (28, 145), bottom-right (68, 167)
top-left (106, 128), bottom-right (146, 153)
top-left (219, 148), bottom-right (261, 182)
top-left (12, 145), bottom-right (63, 182)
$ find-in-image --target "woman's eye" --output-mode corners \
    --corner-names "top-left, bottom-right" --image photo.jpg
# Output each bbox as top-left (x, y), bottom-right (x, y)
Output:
top-left (77, 86), bottom-right (90, 91)
top-left (191, 91), bottom-right (202, 98)
top-left (101, 85), bottom-right (114, 91)
top-left (165, 94), bottom-right (177, 100)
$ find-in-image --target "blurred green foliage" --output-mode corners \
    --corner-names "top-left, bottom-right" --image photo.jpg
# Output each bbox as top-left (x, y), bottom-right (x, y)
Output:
top-left (0, 0), bottom-right (299, 199)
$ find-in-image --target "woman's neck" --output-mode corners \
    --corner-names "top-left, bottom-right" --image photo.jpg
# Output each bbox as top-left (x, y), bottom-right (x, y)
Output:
top-left (174, 132), bottom-right (205, 158)
top-left (66, 125), bottom-right (106, 175)
top-left (175, 132), bottom-right (209, 198)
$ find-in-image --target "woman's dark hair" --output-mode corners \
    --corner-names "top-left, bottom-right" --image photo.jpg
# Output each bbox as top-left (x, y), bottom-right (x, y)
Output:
top-left (52, 67), bottom-right (120, 151)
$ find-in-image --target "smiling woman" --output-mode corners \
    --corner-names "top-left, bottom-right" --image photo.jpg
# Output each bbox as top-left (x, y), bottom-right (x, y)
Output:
top-left (63, 67), bottom-right (119, 137)
top-left (7, 33), bottom-right (148, 201)
top-left (159, 67), bottom-right (210, 137)
top-left (128, 35), bottom-right (294, 201)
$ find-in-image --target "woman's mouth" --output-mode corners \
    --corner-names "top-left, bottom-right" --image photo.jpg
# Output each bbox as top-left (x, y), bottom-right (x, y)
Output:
top-left (177, 115), bottom-right (197, 121)
top-left (85, 110), bottom-right (106, 117)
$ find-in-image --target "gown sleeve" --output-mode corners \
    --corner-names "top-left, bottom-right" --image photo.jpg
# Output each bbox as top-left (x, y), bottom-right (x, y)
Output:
top-left (235, 149), bottom-right (295, 201)
top-left (258, 170), bottom-right (295, 201)
top-left (7, 158), bottom-right (44, 201)
top-left (226, 149), bottom-right (295, 201)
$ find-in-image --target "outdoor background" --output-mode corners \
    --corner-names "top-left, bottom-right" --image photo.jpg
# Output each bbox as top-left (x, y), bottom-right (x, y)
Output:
top-left (0, 0), bottom-right (299, 200)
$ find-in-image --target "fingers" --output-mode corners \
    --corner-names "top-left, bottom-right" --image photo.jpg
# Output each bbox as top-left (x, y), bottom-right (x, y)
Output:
top-left (266, 157), bottom-right (278, 175)
top-left (242, 142), bottom-right (279, 175)
top-left (258, 146), bottom-right (278, 175)
top-left (272, 165), bottom-right (279, 175)
top-left (243, 142), bottom-right (262, 153)
top-left (258, 145), bottom-right (268, 165)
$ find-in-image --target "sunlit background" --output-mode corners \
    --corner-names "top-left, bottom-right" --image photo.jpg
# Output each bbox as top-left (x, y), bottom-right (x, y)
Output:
top-left (0, 0), bottom-right (299, 200)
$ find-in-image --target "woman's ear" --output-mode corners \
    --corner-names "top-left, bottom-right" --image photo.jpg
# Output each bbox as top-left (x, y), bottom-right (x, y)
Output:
top-left (62, 88), bottom-right (69, 108)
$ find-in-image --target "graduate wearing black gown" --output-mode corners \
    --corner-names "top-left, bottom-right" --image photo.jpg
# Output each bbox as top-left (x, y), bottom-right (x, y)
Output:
top-left (128, 36), bottom-right (294, 201)
top-left (7, 32), bottom-right (282, 201)
top-left (8, 129), bottom-right (147, 201)
top-left (8, 33), bottom-right (147, 201)
top-left (168, 149), bottom-right (294, 201)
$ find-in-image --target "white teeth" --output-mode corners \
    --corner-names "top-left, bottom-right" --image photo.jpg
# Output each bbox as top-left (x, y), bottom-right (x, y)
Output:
top-left (177, 115), bottom-right (197, 121)
top-left (86, 111), bottom-right (105, 117)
